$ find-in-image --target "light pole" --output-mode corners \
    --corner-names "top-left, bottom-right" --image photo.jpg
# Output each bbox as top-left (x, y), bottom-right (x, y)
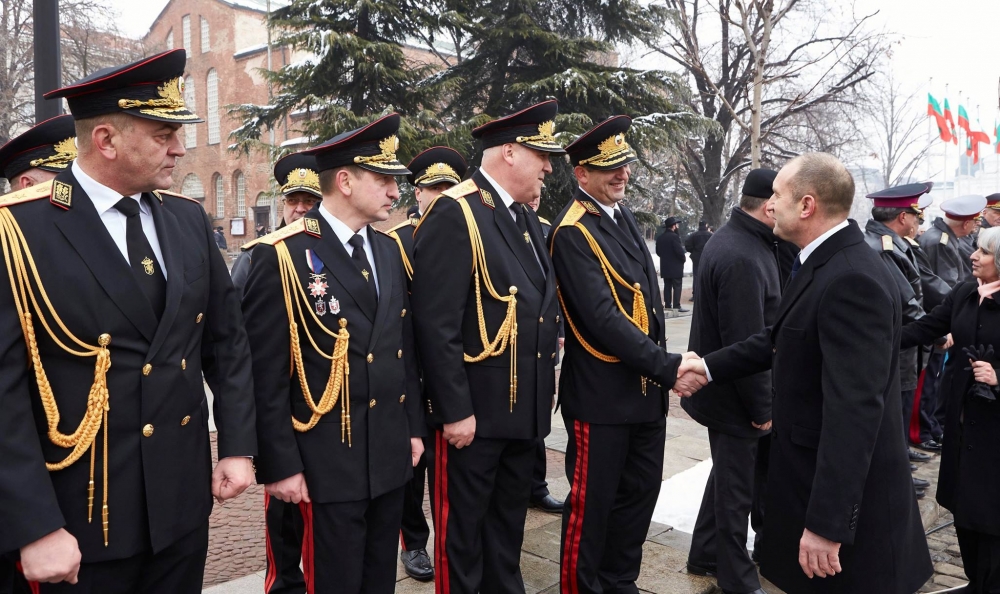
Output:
top-left (33, 0), bottom-right (63, 123)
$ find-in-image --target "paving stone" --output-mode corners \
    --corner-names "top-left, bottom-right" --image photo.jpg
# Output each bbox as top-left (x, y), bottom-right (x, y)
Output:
top-left (393, 577), bottom-right (436, 593)
top-left (634, 541), bottom-right (715, 594)
top-left (663, 435), bottom-right (712, 462)
top-left (522, 521), bottom-right (564, 561)
top-left (935, 562), bottom-right (967, 579)
top-left (932, 573), bottom-right (967, 588)
top-left (647, 521), bottom-right (673, 540)
top-left (650, 528), bottom-right (692, 551)
top-left (521, 551), bottom-right (560, 593)
top-left (661, 453), bottom-right (702, 480)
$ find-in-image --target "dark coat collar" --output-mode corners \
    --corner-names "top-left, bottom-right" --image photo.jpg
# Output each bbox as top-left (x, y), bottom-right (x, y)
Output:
top-left (727, 207), bottom-right (777, 247)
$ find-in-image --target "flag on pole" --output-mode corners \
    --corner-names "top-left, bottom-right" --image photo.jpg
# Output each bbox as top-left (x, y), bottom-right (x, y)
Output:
top-left (927, 94), bottom-right (954, 143)
top-left (928, 94), bottom-right (943, 116)
top-left (958, 105), bottom-right (972, 135)
top-left (967, 129), bottom-right (990, 164)
top-left (944, 99), bottom-right (958, 143)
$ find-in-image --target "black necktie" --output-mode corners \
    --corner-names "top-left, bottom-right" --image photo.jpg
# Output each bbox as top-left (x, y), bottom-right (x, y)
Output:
top-left (511, 204), bottom-right (530, 245)
top-left (614, 208), bottom-right (637, 247)
top-left (790, 254), bottom-right (802, 281)
top-left (347, 233), bottom-right (378, 306)
top-left (114, 197), bottom-right (166, 318)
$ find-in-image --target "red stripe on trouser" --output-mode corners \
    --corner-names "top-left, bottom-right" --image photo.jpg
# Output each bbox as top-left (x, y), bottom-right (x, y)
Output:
top-left (910, 369), bottom-right (926, 444)
top-left (264, 494), bottom-right (278, 593)
top-left (299, 501), bottom-right (315, 594)
top-left (434, 430), bottom-right (451, 594)
top-left (15, 562), bottom-right (40, 594)
top-left (562, 420), bottom-right (590, 593)
top-left (399, 529), bottom-right (407, 551)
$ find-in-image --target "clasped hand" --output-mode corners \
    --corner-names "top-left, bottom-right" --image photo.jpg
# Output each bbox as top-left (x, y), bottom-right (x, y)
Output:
top-left (673, 352), bottom-right (708, 397)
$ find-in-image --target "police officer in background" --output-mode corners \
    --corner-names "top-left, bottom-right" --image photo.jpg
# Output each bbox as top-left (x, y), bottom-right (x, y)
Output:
top-left (231, 152), bottom-right (321, 293)
top-left (411, 100), bottom-right (562, 593)
top-left (242, 114), bottom-right (424, 593)
top-left (983, 194), bottom-right (1000, 229)
top-left (0, 49), bottom-right (257, 591)
top-left (549, 116), bottom-right (705, 593)
top-left (386, 146), bottom-right (468, 582)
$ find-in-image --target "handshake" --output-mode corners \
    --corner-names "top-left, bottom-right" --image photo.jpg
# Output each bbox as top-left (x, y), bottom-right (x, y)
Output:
top-left (673, 352), bottom-right (708, 398)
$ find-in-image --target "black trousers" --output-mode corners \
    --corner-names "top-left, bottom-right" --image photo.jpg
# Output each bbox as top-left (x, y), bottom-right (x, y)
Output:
top-left (689, 430), bottom-right (762, 593)
top-left (662, 277), bottom-right (683, 309)
top-left (900, 389), bottom-right (916, 449)
top-left (400, 447), bottom-right (431, 551)
top-left (560, 417), bottom-right (665, 594)
top-left (956, 526), bottom-right (1000, 593)
top-left (298, 487), bottom-right (404, 594)
top-left (920, 350), bottom-right (946, 442)
top-left (264, 494), bottom-right (305, 594)
top-left (35, 524), bottom-right (208, 594)
top-left (530, 437), bottom-right (551, 501)
top-left (427, 431), bottom-right (535, 594)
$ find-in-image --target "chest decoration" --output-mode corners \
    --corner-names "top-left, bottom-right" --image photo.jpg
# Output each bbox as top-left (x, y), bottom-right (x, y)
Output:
top-left (306, 249), bottom-right (330, 315)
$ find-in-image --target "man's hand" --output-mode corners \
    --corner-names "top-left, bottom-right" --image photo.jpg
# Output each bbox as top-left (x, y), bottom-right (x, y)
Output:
top-left (943, 333), bottom-right (954, 350)
top-left (799, 528), bottom-right (842, 578)
top-left (411, 438), bottom-right (425, 467)
top-left (20, 528), bottom-right (81, 584)
top-left (673, 352), bottom-right (708, 397)
top-left (752, 420), bottom-right (773, 431)
top-left (265, 472), bottom-right (310, 504)
top-left (212, 457), bottom-right (255, 503)
top-left (970, 360), bottom-right (998, 386)
top-left (558, 337), bottom-right (565, 350)
top-left (443, 415), bottom-right (476, 449)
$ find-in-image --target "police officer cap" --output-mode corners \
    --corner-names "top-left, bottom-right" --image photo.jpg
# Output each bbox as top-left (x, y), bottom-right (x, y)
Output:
top-left (564, 115), bottom-right (638, 170)
top-left (918, 193), bottom-right (935, 211)
top-left (305, 113), bottom-right (410, 176)
top-left (406, 146), bottom-right (467, 187)
top-left (0, 114), bottom-right (76, 180)
top-left (274, 152), bottom-right (321, 198)
top-left (472, 100), bottom-right (566, 154)
top-left (45, 49), bottom-right (202, 124)
top-left (986, 193), bottom-right (1000, 210)
top-left (741, 168), bottom-right (777, 198)
top-left (866, 182), bottom-right (933, 213)
top-left (941, 194), bottom-right (988, 221)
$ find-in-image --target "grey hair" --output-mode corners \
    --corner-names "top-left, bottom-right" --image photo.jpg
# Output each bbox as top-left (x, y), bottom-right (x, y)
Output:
top-left (978, 226), bottom-right (1000, 278)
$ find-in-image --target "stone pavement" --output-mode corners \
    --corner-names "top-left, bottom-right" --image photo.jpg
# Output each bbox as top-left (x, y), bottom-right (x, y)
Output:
top-left (203, 273), bottom-right (954, 593)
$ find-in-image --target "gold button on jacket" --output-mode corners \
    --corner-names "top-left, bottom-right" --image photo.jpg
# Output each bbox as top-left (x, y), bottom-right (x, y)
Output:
top-left (399, 395), bottom-right (406, 403)
top-left (142, 424), bottom-right (154, 437)
top-left (195, 313), bottom-right (204, 323)
top-left (180, 416), bottom-right (191, 426)
top-left (142, 363), bottom-right (152, 376)
top-left (369, 399), bottom-right (377, 408)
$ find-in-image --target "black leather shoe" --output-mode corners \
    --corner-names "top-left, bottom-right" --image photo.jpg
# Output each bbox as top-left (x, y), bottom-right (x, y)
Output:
top-left (909, 449), bottom-right (931, 462)
top-left (400, 549), bottom-right (434, 582)
top-left (910, 463), bottom-right (917, 472)
top-left (915, 488), bottom-right (926, 500)
top-left (686, 562), bottom-right (717, 577)
top-left (915, 440), bottom-right (943, 452)
top-left (676, 307), bottom-right (691, 313)
top-left (530, 494), bottom-right (564, 514)
top-left (913, 477), bottom-right (931, 489)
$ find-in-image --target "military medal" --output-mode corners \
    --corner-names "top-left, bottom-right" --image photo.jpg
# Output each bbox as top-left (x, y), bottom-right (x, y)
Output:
top-left (314, 299), bottom-right (328, 316)
top-left (308, 277), bottom-right (328, 298)
top-left (306, 249), bottom-right (329, 315)
top-left (329, 297), bottom-right (341, 315)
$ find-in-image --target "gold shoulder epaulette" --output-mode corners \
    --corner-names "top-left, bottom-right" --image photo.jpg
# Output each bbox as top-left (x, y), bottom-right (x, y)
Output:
top-left (905, 236), bottom-right (919, 246)
top-left (241, 218), bottom-right (306, 250)
top-left (538, 216), bottom-right (551, 226)
top-left (441, 179), bottom-right (479, 199)
top-left (939, 233), bottom-right (949, 246)
top-left (559, 201), bottom-right (589, 227)
top-left (154, 189), bottom-right (199, 203)
top-left (881, 235), bottom-right (893, 251)
top-left (387, 219), bottom-right (416, 234)
top-left (0, 181), bottom-right (53, 208)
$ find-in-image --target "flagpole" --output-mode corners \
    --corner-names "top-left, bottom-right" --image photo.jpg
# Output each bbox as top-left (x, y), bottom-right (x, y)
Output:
top-left (927, 78), bottom-right (934, 181)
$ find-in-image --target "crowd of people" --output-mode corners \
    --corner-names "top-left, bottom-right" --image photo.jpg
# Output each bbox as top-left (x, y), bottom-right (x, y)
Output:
top-left (0, 47), bottom-right (998, 594)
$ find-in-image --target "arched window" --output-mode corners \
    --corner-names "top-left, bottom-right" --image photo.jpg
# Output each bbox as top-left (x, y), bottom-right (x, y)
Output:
top-left (183, 76), bottom-right (196, 148)
top-left (182, 15), bottom-right (191, 54)
top-left (213, 173), bottom-right (224, 217)
top-left (200, 17), bottom-right (210, 52)
top-left (166, 29), bottom-right (174, 49)
top-left (234, 171), bottom-right (246, 217)
top-left (206, 69), bottom-right (220, 145)
top-left (180, 173), bottom-right (205, 201)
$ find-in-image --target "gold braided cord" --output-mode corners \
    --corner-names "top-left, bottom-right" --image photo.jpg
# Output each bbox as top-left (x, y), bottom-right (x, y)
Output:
top-left (0, 208), bottom-right (112, 546)
top-left (274, 242), bottom-right (352, 444)
top-left (455, 198), bottom-right (519, 411)
top-left (550, 221), bottom-right (650, 392)
top-left (387, 231), bottom-right (414, 281)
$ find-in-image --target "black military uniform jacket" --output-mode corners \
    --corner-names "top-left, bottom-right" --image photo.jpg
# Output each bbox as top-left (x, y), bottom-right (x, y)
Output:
top-left (0, 170), bottom-right (256, 561)
top-left (410, 171), bottom-right (558, 440)
top-left (242, 207), bottom-right (423, 503)
top-left (386, 217), bottom-right (418, 284)
top-left (920, 218), bottom-right (973, 288)
top-left (907, 235), bottom-right (953, 312)
top-left (703, 223), bottom-right (932, 593)
top-left (548, 189), bottom-right (674, 424)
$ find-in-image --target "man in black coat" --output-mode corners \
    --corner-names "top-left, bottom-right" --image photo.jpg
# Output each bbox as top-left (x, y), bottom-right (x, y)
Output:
top-left (684, 153), bottom-right (932, 594)
top-left (410, 101), bottom-right (563, 594)
top-left (685, 221), bottom-right (712, 301)
top-left (682, 168), bottom-right (781, 594)
top-left (549, 116), bottom-right (705, 593)
top-left (242, 114), bottom-right (424, 593)
top-left (0, 49), bottom-right (257, 591)
top-left (656, 216), bottom-right (687, 311)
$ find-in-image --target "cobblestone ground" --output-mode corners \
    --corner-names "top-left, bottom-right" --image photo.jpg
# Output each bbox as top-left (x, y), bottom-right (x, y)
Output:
top-left (921, 512), bottom-right (966, 593)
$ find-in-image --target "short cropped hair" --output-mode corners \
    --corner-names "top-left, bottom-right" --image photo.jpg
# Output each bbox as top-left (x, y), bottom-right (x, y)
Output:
top-left (788, 153), bottom-right (855, 217)
top-left (74, 113), bottom-right (134, 153)
top-left (870, 206), bottom-right (907, 224)
top-left (739, 194), bottom-right (768, 212)
top-left (319, 165), bottom-right (364, 195)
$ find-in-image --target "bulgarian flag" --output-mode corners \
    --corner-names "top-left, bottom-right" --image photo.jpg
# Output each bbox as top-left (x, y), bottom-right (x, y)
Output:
top-left (928, 93), bottom-right (943, 117)
top-left (958, 105), bottom-right (972, 136)
top-left (927, 94), bottom-right (954, 142)
top-left (967, 129), bottom-right (991, 164)
top-left (944, 99), bottom-right (958, 143)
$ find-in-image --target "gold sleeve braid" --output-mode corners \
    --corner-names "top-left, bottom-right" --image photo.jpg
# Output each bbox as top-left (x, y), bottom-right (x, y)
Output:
top-left (0, 208), bottom-right (113, 546)
top-left (549, 202), bottom-right (650, 393)
top-left (454, 197), bottom-right (520, 412)
top-left (273, 241), bottom-right (353, 444)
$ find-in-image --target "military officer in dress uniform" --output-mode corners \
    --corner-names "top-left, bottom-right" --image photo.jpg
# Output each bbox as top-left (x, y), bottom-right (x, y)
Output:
top-left (386, 146), bottom-right (468, 582)
top-left (0, 49), bottom-right (257, 592)
top-left (242, 113), bottom-right (424, 594)
top-left (410, 100), bottom-right (564, 594)
top-left (981, 193), bottom-right (1000, 229)
top-left (548, 116), bottom-right (703, 593)
top-left (862, 183), bottom-right (949, 499)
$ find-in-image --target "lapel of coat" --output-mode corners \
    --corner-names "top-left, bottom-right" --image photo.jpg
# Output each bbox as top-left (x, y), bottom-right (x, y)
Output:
top-left (145, 194), bottom-right (185, 360)
top-left (476, 172), bottom-right (546, 292)
top-left (366, 228), bottom-right (394, 352)
top-left (50, 170), bottom-right (158, 342)
top-left (307, 211), bottom-right (377, 323)
top-left (586, 193), bottom-right (644, 264)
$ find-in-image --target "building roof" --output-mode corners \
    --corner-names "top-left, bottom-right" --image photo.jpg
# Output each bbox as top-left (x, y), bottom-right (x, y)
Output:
top-left (145, 0), bottom-right (290, 39)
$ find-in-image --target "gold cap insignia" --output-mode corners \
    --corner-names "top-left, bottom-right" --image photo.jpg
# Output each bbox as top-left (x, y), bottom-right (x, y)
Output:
top-left (281, 168), bottom-right (321, 194)
top-left (579, 133), bottom-right (637, 168)
top-left (516, 121), bottom-right (560, 148)
top-left (353, 135), bottom-right (407, 170)
top-left (414, 162), bottom-right (461, 186)
top-left (30, 137), bottom-right (78, 170)
top-left (117, 77), bottom-right (200, 121)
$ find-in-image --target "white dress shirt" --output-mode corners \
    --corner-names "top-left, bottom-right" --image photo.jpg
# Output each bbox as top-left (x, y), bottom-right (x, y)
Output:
top-left (701, 219), bottom-right (850, 383)
top-left (73, 161), bottom-right (167, 279)
top-left (317, 203), bottom-right (379, 295)
top-left (579, 187), bottom-right (622, 219)
top-left (478, 167), bottom-right (518, 221)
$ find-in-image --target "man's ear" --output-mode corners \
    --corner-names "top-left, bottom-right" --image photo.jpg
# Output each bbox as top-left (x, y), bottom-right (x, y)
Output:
top-left (800, 194), bottom-right (817, 219)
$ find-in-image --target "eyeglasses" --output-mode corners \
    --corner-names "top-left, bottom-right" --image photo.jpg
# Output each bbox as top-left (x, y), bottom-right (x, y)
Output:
top-left (283, 196), bottom-right (319, 207)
